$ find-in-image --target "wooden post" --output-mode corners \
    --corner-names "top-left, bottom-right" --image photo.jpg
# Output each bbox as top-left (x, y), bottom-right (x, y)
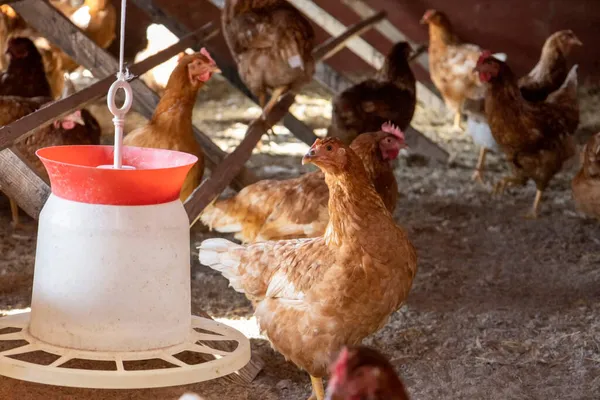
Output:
top-left (9, 0), bottom-right (256, 191)
top-left (0, 148), bottom-right (50, 220)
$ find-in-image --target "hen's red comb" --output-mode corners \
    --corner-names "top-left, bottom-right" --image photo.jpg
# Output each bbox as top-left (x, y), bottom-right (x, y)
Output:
top-left (422, 9), bottom-right (436, 20)
top-left (382, 122), bottom-right (405, 141)
top-left (477, 50), bottom-right (493, 66)
top-left (200, 47), bottom-right (216, 65)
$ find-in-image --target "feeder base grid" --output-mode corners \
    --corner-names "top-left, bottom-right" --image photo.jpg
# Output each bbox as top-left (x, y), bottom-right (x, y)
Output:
top-left (0, 312), bottom-right (251, 389)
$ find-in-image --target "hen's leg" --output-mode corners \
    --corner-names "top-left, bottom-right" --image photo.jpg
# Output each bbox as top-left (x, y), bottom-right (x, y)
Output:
top-left (453, 111), bottom-right (463, 130)
top-left (492, 176), bottom-right (526, 196)
top-left (9, 198), bottom-right (19, 229)
top-left (260, 86), bottom-right (288, 120)
top-left (307, 375), bottom-right (325, 400)
top-left (525, 190), bottom-right (543, 219)
top-left (472, 147), bottom-right (488, 184)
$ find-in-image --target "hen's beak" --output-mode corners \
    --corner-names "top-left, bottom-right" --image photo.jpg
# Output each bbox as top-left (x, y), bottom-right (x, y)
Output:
top-left (302, 149), bottom-right (316, 165)
top-left (571, 36), bottom-right (583, 46)
top-left (70, 112), bottom-right (85, 126)
top-left (211, 65), bottom-right (222, 74)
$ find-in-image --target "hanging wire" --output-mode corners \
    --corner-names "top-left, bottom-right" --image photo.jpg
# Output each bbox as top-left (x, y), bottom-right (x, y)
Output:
top-left (104, 0), bottom-right (133, 169)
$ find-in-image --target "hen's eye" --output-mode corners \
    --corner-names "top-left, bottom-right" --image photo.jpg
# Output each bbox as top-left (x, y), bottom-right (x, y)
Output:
top-left (326, 145), bottom-right (333, 151)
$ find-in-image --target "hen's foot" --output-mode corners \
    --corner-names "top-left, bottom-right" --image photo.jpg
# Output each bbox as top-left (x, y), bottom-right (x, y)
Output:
top-left (471, 169), bottom-right (485, 185)
top-left (524, 189), bottom-right (543, 219)
top-left (260, 86), bottom-right (288, 121)
top-left (492, 176), bottom-right (525, 196)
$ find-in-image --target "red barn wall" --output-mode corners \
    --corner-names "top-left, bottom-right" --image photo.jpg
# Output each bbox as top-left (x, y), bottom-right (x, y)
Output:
top-left (131, 0), bottom-right (600, 84)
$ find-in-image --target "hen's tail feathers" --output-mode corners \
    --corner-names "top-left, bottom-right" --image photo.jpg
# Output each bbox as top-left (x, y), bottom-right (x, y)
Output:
top-left (198, 238), bottom-right (245, 293)
top-left (200, 202), bottom-right (243, 234)
top-left (547, 64), bottom-right (578, 105)
top-left (561, 64), bottom-right (579, 90)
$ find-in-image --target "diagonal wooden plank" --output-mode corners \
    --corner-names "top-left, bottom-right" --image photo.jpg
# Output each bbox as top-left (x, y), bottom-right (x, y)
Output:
top-left (10, 0), bottom-right (256, 191)
top-left (0, 147), bottom-right (50, 220)
top-left (313, 10), bottom-right (386, 61)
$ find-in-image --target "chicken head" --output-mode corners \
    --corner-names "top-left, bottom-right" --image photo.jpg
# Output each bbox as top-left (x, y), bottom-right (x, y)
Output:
top-left (6, 37), bottom-right (37, 60)
top-left (186, 48), bottom-right (221, 87)
top-left (325, 346), bottom-right (410, 400)
top-left (380, 122), bottom-right (407, 160)
top-left (419, 9), bottom-right (446, 26)
top-left (474, 51), bottom-right (502, 83)
top-left (302, 137), bottom-right (348, 171)
top-left (554, 30), bottom-right (583, 54)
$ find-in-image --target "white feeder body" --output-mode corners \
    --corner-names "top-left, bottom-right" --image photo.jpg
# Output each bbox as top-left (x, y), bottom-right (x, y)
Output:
top-left (30, 195), bottom-right (191, 352)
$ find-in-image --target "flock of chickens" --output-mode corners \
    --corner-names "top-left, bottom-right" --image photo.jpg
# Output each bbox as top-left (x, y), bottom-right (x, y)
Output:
top-left (0, 1), bottom-right (599, 399)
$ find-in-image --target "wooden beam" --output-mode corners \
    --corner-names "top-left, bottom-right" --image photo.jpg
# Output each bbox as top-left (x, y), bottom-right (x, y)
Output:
top-left (185, 94), bottom-right (296, 226)
top-left (0, 148), bottom-right (50, 220)
top-left (0, 25), bottom-right (217, 150)
top-left (10, 0), bottom-right (256, 191)
top-left (132, 0), bottom-right (318, 146)
top-left (341, 0), bottom-right (431, 71)
top-left (313, 10), bottom-right (386, 62)
top-left (287, 0), bottom-right (384, 68)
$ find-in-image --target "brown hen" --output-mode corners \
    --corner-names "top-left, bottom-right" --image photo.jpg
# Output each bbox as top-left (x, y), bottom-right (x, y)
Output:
top-left (222, 0), bottom-right (315, 119)
top-left (201, 124), bottom-right (406, 242)
top-left (572, 132), bottom-right (600, 220)
top-left (199, 137), bottom-right (417, 400)
top-left (475, 52), bottom-right (579, 218)
top-left (123, 50), bottom-right (220, 202)
top-left (328, 42), bottom-right (416, 145)
top-left (325, 346), bottom-right (410, 400)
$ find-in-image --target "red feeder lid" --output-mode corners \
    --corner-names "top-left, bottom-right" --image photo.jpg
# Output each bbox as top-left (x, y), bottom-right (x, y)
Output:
top-left (36, 145), bottom-right (198, 205)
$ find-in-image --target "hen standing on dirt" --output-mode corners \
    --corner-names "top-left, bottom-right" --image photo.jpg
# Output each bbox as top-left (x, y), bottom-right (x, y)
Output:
top-left (328, 42), bottom-right (416, 145)
top-left (123, 50), bottom-right (220, 202)
top-left (325, 346), bottom-right (410, 400)
top-left (572, 132), bottom-right (600, 220)
top-left (199, 138), bottom-right (417, 400)
top-left (421, 9), bottom-right (495, 131)
top-left (222, 0), bottom-right (315, 119)
top-left (475, 52), bottom-right (579, 218)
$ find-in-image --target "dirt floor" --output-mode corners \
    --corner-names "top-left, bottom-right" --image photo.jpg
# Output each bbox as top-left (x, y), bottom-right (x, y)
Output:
top-left (1, 73), bottom-right (599, 399)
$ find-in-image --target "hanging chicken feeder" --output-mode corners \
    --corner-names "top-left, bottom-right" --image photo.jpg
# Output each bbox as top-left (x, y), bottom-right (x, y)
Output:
top-left (0, 0), bottom-right (250, 389)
